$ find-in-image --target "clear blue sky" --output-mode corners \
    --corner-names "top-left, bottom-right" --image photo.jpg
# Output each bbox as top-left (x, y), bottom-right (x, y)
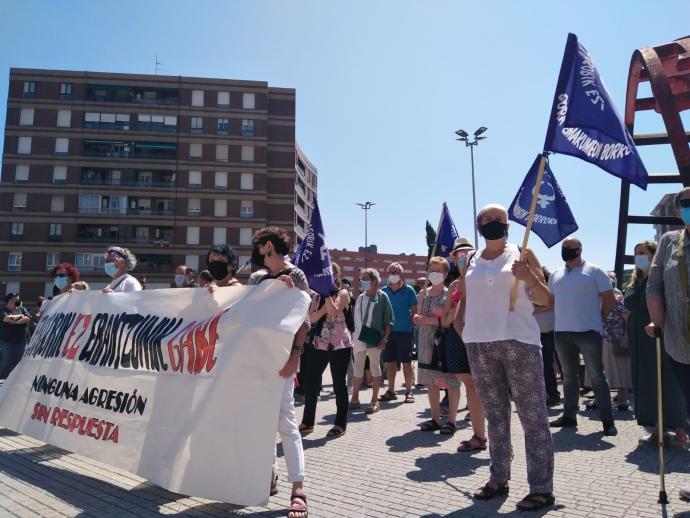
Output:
top-left (1, 1), bottom-right (689, 272)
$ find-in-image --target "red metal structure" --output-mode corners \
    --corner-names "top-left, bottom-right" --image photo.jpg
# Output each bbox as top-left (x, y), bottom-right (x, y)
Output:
top-left (614, 36), bottom-right (690, 282)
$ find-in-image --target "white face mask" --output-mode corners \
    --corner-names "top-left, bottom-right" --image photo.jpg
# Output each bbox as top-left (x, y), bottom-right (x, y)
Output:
top-left (360, 280), bottom-right (371, 291)
top-left (174, 274), bottom-right (186, 287)
top-left (428, 272), bottom-right (444, 286)
top-left (388, 274), bottom-right (401, 285)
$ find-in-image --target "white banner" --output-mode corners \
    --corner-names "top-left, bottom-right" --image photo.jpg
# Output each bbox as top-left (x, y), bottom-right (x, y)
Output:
top-left (0, 281), bottom-right (310, 506)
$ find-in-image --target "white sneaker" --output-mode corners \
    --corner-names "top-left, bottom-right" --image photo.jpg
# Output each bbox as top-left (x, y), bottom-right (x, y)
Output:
top-left (680, 486), bottom-right (690, 501)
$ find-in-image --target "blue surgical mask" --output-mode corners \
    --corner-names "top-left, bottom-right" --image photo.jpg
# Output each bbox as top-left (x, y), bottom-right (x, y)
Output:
top-left (681, 207), bottom-right (690, 225)
top-left (174, 274), bottom-right (186, 287)
top-left (634, 255), bottom-right (651, 272)
top-left (104, 262), bottom-right (119, 278)
top-left (54, 277), bottom-right (68, 290)
top-left (360, 280), bottom-right (371, 291)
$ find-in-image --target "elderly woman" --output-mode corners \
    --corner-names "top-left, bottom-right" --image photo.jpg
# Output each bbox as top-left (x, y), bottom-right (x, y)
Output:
top-left (247, 226), bottom-right (311, 518)
top-left (51, 262), bottom-right (80, 295)
top-left (349, 268), bottom-right (394, 415)
top-left (415, 256), bottom-right (464, 435)
top-left (102, 247), bottom-right (142, 292)
top-left (646, 187), bottom-right (690, 501)
top-left (626, 240), bottom-right (688, 448)
top-left (299, 262), bottom-right (353, 437)
top-left (459, 203), bottom-right (554, 511)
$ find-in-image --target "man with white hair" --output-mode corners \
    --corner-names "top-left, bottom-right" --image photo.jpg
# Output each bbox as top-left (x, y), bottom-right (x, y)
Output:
top-left (380, 262), bottom-right (418, 403)
top-left (548, 237), bottom-right (616, 435)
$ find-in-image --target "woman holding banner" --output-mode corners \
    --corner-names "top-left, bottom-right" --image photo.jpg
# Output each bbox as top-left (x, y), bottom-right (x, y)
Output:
top-left (460, 203), bottom-right (555, 512)
top-left (248, 226), bottom-right (310, 518)
top-left (102, 247), bottom-right (142, 293)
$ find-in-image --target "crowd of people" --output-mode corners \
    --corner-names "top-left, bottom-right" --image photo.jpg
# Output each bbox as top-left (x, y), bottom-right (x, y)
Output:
top-left (3, 188), bottom-right (690, 514)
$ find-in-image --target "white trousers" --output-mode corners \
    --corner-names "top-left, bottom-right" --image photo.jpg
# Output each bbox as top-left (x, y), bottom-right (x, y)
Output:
top-left (353, 346), bottom-right (382, 377)
top-left (273, 376), bottom-right (305, 483)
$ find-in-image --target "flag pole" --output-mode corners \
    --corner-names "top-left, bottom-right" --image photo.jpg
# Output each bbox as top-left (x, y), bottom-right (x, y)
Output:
top-left (430, 203), bottom-right (446, 259)
top-left (509, 154), bottom-right (547, 311)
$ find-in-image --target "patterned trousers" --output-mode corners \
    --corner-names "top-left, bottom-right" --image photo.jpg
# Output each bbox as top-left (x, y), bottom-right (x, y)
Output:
top-left (466, 340), bottom-right (554, 493)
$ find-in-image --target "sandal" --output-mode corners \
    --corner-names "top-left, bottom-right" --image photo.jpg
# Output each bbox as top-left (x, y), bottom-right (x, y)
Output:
top-left (379, 391), bottom-right (397, 401)
top-left (365, 403), bottom-right (380, 414)
top-left (269, 472), bottom-right (278, 496)
top-left (348, 400), bottom-right (361, 410)
top-left (515, 492), bottom-right (555, 511)
top-left (464, 412), bottom-right (472, 422)
top-left (457, 434), bottom-right (488, 452)
top-left (298, 423), bottom-right (314, 436)
top-left (288, 492), bottom-right (308, 518)
top-left (404, 392), bottom-right (415, 403)
top-left (326, 426), bottom-right (345, 438)
top-left (439, 422), bottom-right (456, 435)
top-left (473, 482), bottom-right (509, 500)
top-left (420, 419), bottom-right (441, 432)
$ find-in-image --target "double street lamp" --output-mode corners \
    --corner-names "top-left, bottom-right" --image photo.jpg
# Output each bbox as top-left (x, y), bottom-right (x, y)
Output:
top-left (455, 126), bottom-right (487, 248)
top-left (356, 201), bottom-right (375, 268)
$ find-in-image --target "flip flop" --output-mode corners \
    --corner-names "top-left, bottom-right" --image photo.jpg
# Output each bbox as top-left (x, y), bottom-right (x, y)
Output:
top-left (515, 492), bottom-right (555, 511)
top-left (326, 426), bottom-right (345, 438)
top-left (365, 403), bottom-right (379, 414)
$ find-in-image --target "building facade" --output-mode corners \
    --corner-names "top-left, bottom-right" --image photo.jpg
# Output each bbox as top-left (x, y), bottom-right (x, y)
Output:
top-left (651, 192), bottom-right (682, 243)
top-left (329, 247), bottom-right (430, 293)
top-left (1, 68), bottom-right (315, 300)
top-left (294, 143), bottom-right (317, 245)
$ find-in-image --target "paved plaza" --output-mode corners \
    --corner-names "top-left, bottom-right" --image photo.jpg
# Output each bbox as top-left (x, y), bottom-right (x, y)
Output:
top-left (0, 378), bottom-right (689, 518)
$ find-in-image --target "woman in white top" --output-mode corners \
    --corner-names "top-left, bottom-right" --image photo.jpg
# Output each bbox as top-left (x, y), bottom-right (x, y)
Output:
top-left (457, 204), bottom-right (555, 512)
top-left (102, 247), bottom-right (142, 293)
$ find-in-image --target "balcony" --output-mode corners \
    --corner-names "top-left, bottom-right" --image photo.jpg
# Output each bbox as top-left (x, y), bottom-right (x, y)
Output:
top-left (81, 178), bottom-right (174, 188)
top-left (82, 146), bottom-right (177, 161)
top-left (86, 85), bottom-right (178, 106)
top-left (241, 126), bottom-right (255, 137)
top-left (127, 207), bottom-right (174, 216)
top-left (48, 235), bottom-right (62, 241)
top-left (9, 234), bottom-right (24, 241)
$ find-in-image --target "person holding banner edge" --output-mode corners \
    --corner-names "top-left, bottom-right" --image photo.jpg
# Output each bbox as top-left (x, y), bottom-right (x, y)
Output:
top-left (461, 204), bottom-right (555, 511)
top-left (248, 226), bottom-right (311, 518)
top-left (101, 247), bottom-right (142, 293)
top-left (645, 187), bottom-right (690, 502)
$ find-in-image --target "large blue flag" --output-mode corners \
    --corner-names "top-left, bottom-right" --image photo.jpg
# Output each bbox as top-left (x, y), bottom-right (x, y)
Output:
top-left (435, 203), bottom-right (459, 257)
top-left (292, 199), bottom-right (335, 296)
top-left (508, 155), bottom-right (578, 247)
top-left (544, 33), bottom-right (648, 190)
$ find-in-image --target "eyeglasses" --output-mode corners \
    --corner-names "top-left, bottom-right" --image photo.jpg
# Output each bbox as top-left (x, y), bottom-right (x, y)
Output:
top-left (679, 198), bottom-right (690, 208)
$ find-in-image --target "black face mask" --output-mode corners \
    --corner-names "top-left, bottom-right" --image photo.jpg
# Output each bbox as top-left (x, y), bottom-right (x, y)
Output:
top-left (251, 248), bottom-right (265, 268)
top-left (561, 247), bottom-right (580, 262)
top-left (207, 261), bottom-right (229, 280)
top-left (479, 220), bottom-right (508, 241)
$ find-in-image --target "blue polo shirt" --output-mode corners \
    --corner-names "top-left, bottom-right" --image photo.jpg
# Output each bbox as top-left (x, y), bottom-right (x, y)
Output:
top-left (548, 261), bottom-right (612, 333)
top-left (382, 283), bottom-right (418, 333)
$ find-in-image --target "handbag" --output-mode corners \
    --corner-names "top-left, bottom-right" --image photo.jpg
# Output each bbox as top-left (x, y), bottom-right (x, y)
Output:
top-left (430, 323), bottom-right (448, 372)
top-left (358, 295), bottom-right (382, 347)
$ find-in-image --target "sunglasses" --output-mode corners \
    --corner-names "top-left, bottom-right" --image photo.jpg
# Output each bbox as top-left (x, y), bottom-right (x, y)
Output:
top-left (53, 273), bottom-right (67, 278)
top-left (679, 199), bottom-right (690, 208)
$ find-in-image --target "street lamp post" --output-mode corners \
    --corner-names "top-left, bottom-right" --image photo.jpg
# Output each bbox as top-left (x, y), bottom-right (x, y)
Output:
top-left (356, 201), bottom-right (375, 268)
top-left (455, 127), bottom-right (487, 248)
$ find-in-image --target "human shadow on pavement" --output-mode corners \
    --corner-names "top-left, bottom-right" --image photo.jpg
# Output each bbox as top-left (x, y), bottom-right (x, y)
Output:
top-left (406, 451), bottom-right (489, 486)
top-left (625, 442), bottom-right (690, 475)
top-left (418, 500), bottom-right (566, 518)
top-left (550, 428), bottom-right (615, 453)
top-left (386, 428), bottom-right (455, 453)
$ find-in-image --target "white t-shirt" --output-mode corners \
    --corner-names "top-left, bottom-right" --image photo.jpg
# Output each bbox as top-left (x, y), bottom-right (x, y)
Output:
top-left (106, 273), bottom-right (142, 292)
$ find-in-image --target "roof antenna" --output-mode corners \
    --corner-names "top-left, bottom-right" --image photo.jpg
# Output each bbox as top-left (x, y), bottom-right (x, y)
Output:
top-left (155, 54), bottom-right (167, 75)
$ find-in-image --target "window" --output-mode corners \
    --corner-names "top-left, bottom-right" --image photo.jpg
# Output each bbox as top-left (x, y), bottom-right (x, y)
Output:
top-left (188, 198), bottom-right (201, 216)
top-left (189, 143), bottom-right (202, 159)
top-left (49, 223), bottom-right (62, 239)
top-left (13, 193), bottom-right (27, 210)
top-left (23, 81), bottom-right (36, 97)
top-left (188, 171), bottom-right (202, 187)
top-left (46, 252), bottom-right (59, 270)
top-left (78, 195), bottom-right (101, 213)
top-left (241, 145), bottom-right (254, 164)
top-left (55, 138), bottom-right (69, 155)
top-left (18, 136), bottom-right (31, 154)
top-left (191, 116), bottom-right (203, 133)
top-left (215, 144), bottom-right (228, 162)
top-left (51, 195), bottom-right (65, 213)
top-left (75, 253), bottom-right (104, 271)
top-left (239, 228), bottom-right (253, 246)
top-left (216, 118), bottom-right (229, 134)
top-left (241, 119), bottom-right (254, 137)
top-left (191, 90), bottom-right (204, 107)
top-left (60, 82), bottom-right (72, 97)
top-left (240, 200), bottom-right (254, 218)
top-left (19, 108), bottom-right (34, 126)
top-left (214, 171), bottom-right (228, 189)
top-left (186, 226), bottom-right (200, 245)
top-left (11, 222), bottom-right (24, 237)
top-left (53, 165), bottom-right (67, 184)
top-left (242, 93), bottom-right (255, 110)
top-left (15, 165), bottom-right (29, 183)
top-left (214, 199), bottom-right (227, 217)
top-left (8, 252), bottom-right (22, 271)
top-left (57, 110), bottom-right (71, 128)
top-left (238, 255), bottom-right (250, 269)
top-left (185, 254), bottom-right (199, 271)
top-left (240, 173), bottom-right (254, 190)
top-left (217, 91), bottom-right (230, 106)
top-left (164, 115), bottom-right (177, 127)
top-left (213, 227), bottom-right (227, 244)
